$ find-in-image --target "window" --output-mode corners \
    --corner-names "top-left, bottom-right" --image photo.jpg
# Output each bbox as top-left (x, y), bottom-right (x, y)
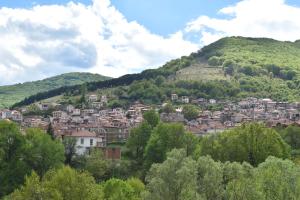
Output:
top-left (80, 138), bottom-right (84, 145)
top-left (90, 139), bottom-right (93, 146)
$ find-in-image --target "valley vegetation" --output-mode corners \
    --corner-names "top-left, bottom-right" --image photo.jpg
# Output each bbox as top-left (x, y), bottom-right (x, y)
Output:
top-left (2, 110), bottom-right (300, 199)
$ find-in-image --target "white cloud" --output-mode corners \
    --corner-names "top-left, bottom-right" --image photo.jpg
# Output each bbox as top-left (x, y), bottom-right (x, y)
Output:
top-left (2, 0), bottom-right (300, 85)
top-left (0, 0), bottom-right (198, 85)
top-left (185, 0), bottom-right (300, 45)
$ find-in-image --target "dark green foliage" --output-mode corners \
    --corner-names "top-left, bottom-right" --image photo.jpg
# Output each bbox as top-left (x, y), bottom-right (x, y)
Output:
top-left (46, 122), bottom-right (55, 140)
top-left (0, 121), bottom-right (65, 197)
top-left (63, 137), bottom-right (77, 165)
top-left (182, 104), bottom-right (199, 121)
top-left (160, 103), bottom-right (175, 114)
top-left (143, 110), bottom-right (160, 128)
top-left (127, 122), bottom-right (153, 162)
top-left (0, 121), bottom-right (29, 197)
top-left (24, 128), bottom-right (65, 176)
top-left (144, 123), bottom-right (189, 169)
top-left (200, 123), bottom-right (290, 166)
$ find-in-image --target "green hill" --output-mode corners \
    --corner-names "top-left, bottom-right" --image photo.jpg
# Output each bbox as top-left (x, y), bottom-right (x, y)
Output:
top-left (0, 72), bottom-right (111, 108)
top-left (12, 36), bottom-right (300, 108)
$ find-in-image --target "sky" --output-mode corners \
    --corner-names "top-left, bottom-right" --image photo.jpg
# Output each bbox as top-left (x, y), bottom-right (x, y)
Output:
top-left (0, 0), bottom-right (300, 85)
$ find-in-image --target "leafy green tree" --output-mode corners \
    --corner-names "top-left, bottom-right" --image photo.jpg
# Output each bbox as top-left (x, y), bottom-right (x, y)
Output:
top-left (208, 56), bottom-right (222, 66)
top-left (155, 75), bottom-right (166, 86)
top-left (281, 125), bottom-right (300, 150)
top-left (182, 132), bottom-right (200, 157)
top-left (46, 122), bottom-right (55, 140)
top-left (103, 178), bottom-right (144, 200)
top-left (182, 105), bottom-right (199, 121)
top-left (79, 83), bottom-right (87, 104)
top-left (225, 178), bottom-right (263, 200)
top-left (143, 110), bottom-right (160, 128)
top-left (144, 123), bottom-right (186, 169)
top-left (24, 128), bottom-right (65, 176)
top-left (43, 166), bottom-right (103, 200)
top-left (196, 156), bottom-right (224, 200)
top-left (200, 123), bottom-right (290, 166)
top-left (63, 137), bottom-right (77, 165)
top-left (145, 149), bottom-right (201, 200)
top-left (0, 121), bottom-right (29, 197)
top-left (254, 156), bottom-right (300, 200)
top-left (161, 103), bottom-right (175, 114)
top-left (127, 122), bottom-right (153, 162)
top-left (9, 166), bottom-right (104, 200)
top-left (7, 172), bottom-right (60, 200)
top-left (85, 149), bottom-right (109, 182)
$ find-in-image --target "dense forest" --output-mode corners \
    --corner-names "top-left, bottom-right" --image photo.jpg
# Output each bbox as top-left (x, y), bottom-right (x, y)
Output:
top-left (2, 110), bottom-right (300, 199)
top-left (0, 72), bottom-right (111, 108)
top-left (11, 36), bottom-right (300, 108)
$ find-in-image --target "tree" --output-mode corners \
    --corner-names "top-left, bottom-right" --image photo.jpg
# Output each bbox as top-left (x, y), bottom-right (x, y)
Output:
top-left (225, 178), bottom-right (263, 200)
top-left (0, 121), bottom-right (29, 197)
top-left (43, 166), bottom-right (103, 200)
top-left (7, 172), bottom-right (59, 200)
top-left (200, 123), bottom-right (290, 166)
top-left (127, 122), bottom-right (153, 162)
top-left (143, 110), bottom-right (160, 128)
top-left (281, 125), bottom-right (300, 150)
top-left (196, 156), bottom-right (224, 200)
top-left (85, 149), bottom-right (109, 182)
top-left (79, 83), bottom-right (87, 105)
top-left (155, 75), bottom-right (166, 86)
top-left (182, 105), bottom-right (199, 121)
top-left (144, 123), bottom-right (186, 169)
top-left (63, 137), bottom-right (77, 165)
top-left (161, 103), bottom-right (175, 114)
top-left (182, 133), bottom-right (200, 157)
top-left (103, 178), bottom-right (144, 200)
top-left (25, 128), bottom-right (65, 176)
top-left (47, 122), bottom-right (55, 140)
top-left (9, 166), bottom-right (104, 200)
top-left (254, 157), bottom-right (300, 200)
top-left (144, 149), bottom-right (201, 200)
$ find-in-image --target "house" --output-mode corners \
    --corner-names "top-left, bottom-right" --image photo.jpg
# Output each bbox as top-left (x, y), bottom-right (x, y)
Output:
top-left (37, 103), bottom-right (50, 111)
top-left (66, 130), bottom-right (105, 155)
top-left (52, 111), bottom-right (68, 119)
top-left (72, 109), bottom-right (81, 116)
top-left (181, 96), bottom-right (189, 104)
top-left (101, 95), bottom-right (108, 103)
top-left (11, 110), bottom-right (23, 122)
top-left (0, 109), bottom-right (12, 119)
top-left (160, 113), bottom-right (185, 123)
top-left (66, 105), bottom-right (75, 113)
top-left (91, 102), bottom-right (103, 109)
top-left (171, 94), bottom-right (178, 101)
top-left (209, 99), bottom-right (217, 104)
top-left (88, 94), bottom-right (98, 102)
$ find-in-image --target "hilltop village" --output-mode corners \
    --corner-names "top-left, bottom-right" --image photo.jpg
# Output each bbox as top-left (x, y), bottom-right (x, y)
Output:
top-left (1, 93), bottom-right (300, 156)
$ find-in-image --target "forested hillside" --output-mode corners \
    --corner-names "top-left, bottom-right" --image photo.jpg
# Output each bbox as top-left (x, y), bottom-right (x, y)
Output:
top-left (0, 72), bottom-right (111, 108)
top-left (12, 36), bottom-right (300, 108)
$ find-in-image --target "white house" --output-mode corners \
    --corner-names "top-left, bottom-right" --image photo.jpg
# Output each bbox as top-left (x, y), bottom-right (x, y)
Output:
top-left (88, 94), bottom-right (98, 102)
top-left (181, 96), bottom-right (189, 104)
top-left (68, 130), bottom-right (105, 155)
top-left (171, 94), bottom-right (178, 101)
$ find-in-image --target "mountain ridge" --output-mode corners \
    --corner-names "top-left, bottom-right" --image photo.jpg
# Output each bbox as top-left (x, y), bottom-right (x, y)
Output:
top-left (11, 36), bottom-right (300, 108)
top-left (0, 72), bottom-right (111, 108)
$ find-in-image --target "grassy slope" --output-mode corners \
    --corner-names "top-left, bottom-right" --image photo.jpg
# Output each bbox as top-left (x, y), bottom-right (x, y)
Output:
top-left (201, 37), bottom-right (300, 70)
top-left (0, 72), bottom-right (111, 108)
